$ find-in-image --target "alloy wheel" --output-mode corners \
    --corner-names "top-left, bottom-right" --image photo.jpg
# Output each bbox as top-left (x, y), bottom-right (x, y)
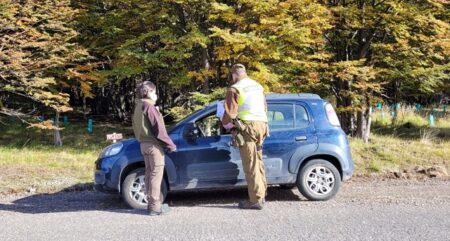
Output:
top-left (129, 175), bottom-right (148, 205)
top-left (304, 166), bottom-right (335, 195)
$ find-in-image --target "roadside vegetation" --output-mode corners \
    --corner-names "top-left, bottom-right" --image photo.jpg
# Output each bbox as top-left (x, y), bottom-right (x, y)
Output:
top-left (351, 107), bottom-right (449, 177)
top-left (1, 107), bottom-right (448, 195)
top-left (1, 0), bottom-right (448, 197)
top-left (0, 119), bottom-right (132, 195)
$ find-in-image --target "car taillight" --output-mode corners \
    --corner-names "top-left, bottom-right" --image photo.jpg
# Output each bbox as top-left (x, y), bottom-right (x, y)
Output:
top-left (325, 103), bottom-right (341, 126)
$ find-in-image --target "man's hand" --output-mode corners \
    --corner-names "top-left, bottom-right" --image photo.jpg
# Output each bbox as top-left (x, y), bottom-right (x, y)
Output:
top-left (167, 145), bottom-right (177, 153)
top-left (223, 122), bottom-right (234, 130)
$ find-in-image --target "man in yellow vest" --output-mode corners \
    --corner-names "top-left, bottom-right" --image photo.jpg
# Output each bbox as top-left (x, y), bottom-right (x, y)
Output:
top-left (222, 64), bottom-right (269, 210)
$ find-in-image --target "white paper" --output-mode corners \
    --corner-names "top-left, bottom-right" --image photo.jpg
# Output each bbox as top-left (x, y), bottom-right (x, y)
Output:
top-left (216, 100), bottom-right (225, 120)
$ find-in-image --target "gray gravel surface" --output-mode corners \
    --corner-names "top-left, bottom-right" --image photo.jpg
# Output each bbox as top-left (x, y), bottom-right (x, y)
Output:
top-left (0, 179), bottom-right (449, 241)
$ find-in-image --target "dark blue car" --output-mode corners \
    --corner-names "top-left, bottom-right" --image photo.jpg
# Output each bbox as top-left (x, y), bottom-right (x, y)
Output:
top-left (95, 94), bottom-right (354, 209)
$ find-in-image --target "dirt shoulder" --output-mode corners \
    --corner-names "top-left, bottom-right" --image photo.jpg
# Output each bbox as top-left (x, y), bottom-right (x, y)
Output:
top-left (1, 178), bottom-right (449, 206)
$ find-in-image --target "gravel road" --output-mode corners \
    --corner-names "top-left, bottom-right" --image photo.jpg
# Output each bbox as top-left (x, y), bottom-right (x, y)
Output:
top-left (0, 179), bottom-right (449, 241)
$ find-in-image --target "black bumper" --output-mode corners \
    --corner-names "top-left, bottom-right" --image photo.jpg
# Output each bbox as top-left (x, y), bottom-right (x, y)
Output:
top-left (94, 170), bottom-right (117, 193)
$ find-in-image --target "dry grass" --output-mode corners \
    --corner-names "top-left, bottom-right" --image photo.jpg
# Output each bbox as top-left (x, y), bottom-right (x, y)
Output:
top-left (353, 107), bottom-right (450, 174)
top-left (0, 109), bottom-right (449, 195)
top-left (351, 134), bottom-right (450, 175)
top-left (420, 129), bottom-right (439, 145)
top-left (0, 118), bottom-right (132, 195)
top-left (0, 147), bottom-right (96, 194)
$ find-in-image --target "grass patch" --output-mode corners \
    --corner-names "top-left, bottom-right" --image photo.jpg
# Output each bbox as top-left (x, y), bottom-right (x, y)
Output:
top-left (351, 134), bottom-right (450, 175)
top-left (367, 159), bottom-right (382, 172)
top-left (0, 147), bottom-right (95, 194)
top-left (0, 117), bottom-right (133, 151)
top-left (371, 107), bottom-right (450, 139)
top-left (0, 109), bottom-right (449, 195)
top-left (352, 108), bottom-right (450, 174)
top-left (0, 117), bottom-right (132, 194)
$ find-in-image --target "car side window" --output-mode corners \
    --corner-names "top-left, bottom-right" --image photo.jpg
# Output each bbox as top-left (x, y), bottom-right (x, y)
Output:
top-left (295, 105), bottom-right (309, 129)
top-left (267, 104), bottom-right (294, 130)
top-left (195, 112), bottom-right (230, 137)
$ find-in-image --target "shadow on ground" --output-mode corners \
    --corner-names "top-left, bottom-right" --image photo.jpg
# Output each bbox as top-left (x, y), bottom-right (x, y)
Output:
top-left (0, 185), bottom-right (304, 214)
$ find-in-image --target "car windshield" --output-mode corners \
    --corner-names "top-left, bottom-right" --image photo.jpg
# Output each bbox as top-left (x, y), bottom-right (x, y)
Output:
top-left (167, 108), bottom-right (205, 132)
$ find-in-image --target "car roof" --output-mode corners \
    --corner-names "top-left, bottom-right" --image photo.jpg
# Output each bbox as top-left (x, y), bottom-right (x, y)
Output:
top-left (266, 93), bottom-right (321, 100)
top-left (207, 93), bottom-right (322, 108)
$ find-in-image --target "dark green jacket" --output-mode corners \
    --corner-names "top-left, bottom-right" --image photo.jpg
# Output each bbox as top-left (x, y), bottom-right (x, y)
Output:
top-left (132, 99), bottom-right (176, 150)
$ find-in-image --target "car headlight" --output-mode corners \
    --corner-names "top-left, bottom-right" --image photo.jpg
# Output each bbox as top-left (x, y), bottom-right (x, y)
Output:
top-left (99, 142), bottom-right (124, 158)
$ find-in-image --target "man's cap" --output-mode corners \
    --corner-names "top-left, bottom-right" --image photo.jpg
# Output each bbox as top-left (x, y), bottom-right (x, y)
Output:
top-left (230, 63), bottom-right (246, 74)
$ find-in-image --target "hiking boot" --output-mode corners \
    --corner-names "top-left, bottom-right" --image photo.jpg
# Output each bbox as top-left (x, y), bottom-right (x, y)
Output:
top-left (149, 204), bottom-right (171, 216)
top-left (238, 200), bottom-right (264, 210)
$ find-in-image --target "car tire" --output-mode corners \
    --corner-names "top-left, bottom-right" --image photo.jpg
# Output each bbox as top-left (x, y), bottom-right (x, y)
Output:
top-left (121, 167), bottom-right (168, 210)
top-left (296, 159), bottom-right (341, 201)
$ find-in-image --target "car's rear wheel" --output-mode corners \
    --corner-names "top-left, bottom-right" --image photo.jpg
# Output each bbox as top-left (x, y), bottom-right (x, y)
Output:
top-left (121, 168), bottom-right (168, 209)
top-left (296, 159), bottom-right (341, 201)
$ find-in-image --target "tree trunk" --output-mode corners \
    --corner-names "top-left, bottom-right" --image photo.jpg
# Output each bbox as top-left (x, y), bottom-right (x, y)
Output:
top-left (336, 80), bottom-right (354, 135)
top-left (356, 106), bottom-right (372, 143)
top-left (363, 106), bottom-right (372, 143)
top-left (202, 47), bottom-right (210, 94)
top-left (54, 111), bottom-right (62, 146)
top-left (356, 110), bottom-right (365, 139)
top-left (82, 97), bottom-right (87, 121)
top-left (337, 103), bottom-right (355, 134)
top-left (392, 79), bottom-right (400, 124)
top-left (110, 81), bottom-right (127, 121)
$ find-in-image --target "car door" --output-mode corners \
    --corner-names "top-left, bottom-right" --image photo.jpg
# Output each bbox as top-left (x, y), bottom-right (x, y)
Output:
top-left (263, 102), bottom-right (318, 183)
top-left (173, 109), bottom-right (241, 189)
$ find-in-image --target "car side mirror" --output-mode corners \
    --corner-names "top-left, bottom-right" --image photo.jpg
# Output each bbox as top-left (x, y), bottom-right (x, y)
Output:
top-left (185, 127), bottom-right (200, 139)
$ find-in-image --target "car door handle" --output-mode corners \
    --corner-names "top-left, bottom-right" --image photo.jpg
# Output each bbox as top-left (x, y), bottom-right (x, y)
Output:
top-left (295, 136), bottom-right (307, 141)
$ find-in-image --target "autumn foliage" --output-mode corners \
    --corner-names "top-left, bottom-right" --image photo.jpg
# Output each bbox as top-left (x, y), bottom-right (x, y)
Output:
top-left (1, 0), bottom-right (449, 143)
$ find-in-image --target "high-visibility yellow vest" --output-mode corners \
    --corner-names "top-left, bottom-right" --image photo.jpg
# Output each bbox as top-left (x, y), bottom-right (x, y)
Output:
top-left (232, 78), bottom-right (268, 122)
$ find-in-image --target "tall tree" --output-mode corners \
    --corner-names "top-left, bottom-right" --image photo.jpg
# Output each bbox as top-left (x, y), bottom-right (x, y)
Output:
top-left (76, 0), bottom-right (333, 118)
top-left (0, 0), bottom-right (92, 145)
top-left (209, 0), bottom-right (332, 91)
top-left (73, 0), bottom-right (448, 144)
top-left (75, 0), bottom-right (214, 119)
top-left (307, 0), bottom-right (450, 142)
top-left (372, 0), bottom-right (449, 106)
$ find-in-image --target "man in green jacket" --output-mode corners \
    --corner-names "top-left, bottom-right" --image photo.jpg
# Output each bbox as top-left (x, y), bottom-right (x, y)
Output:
top-left (133, 81), bottom-right (176, 216)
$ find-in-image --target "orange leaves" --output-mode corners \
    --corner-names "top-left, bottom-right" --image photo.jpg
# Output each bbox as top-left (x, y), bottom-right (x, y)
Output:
top-left (66, 63), bottom-right (104, 99)
top-left (28, 120), bottom-right (64, 130)
top-left (331, 61), bottom-right (377, 85)
top-left (0, 0), bottom-right (91, 114)
top-left (187, 69), bottom-right (216, 83)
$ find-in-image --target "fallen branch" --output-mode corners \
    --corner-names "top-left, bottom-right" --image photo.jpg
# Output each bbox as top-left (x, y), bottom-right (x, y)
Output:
top-left (0, 108), bottom-right (30, 118)
top-left (22, 138), bottom-right (31, 148)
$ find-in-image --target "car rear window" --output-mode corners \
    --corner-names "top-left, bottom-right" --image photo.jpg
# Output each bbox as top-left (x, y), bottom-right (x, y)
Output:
top-left (267, 103), bottom-right (310, 130)
top-left (267, 104), bottom-right (294, 130)
top-left (295, 105), bottom-right (309, 129)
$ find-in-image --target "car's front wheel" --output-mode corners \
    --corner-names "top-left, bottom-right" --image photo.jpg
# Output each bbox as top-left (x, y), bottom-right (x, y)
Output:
top-left (121, 168), bottom-right (168, 209)
top-left (297, 159), bottom-right (341, 201)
